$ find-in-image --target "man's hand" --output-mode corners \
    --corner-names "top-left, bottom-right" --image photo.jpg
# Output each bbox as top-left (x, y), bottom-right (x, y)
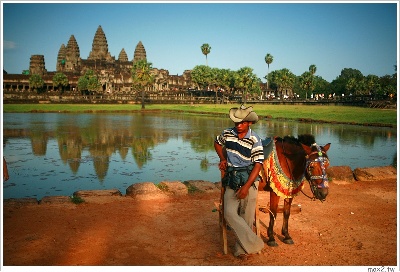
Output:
top-left (235, 163), bottom-right (262, 199)
top-left (236, 185), bottom-right (250, 199)
top-left (218, 160), bottom-right (227, 172)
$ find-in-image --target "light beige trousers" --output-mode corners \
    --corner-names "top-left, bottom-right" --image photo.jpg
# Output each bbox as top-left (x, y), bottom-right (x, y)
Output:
top-left (223, 181), bottom-right (264, 256)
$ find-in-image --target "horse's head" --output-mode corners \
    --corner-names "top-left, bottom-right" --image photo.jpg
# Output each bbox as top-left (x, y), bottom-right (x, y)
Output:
top-left (301, 142), bottom-right (331, 202)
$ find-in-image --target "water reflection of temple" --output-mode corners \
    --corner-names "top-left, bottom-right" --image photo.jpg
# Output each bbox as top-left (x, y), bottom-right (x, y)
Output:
top-left (2, 114), bottom-right (222, 182)
top-left (4, 114), bottom-right (396, 183)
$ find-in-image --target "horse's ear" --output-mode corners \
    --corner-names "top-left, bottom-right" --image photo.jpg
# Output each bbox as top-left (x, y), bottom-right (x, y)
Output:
top-left (322, 143), bottom-right (331, 152)
top-left (301, 143), bottom-right (312, 155)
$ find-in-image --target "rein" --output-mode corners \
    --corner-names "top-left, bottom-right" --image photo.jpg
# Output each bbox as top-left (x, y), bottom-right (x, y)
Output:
top-left (306, 144), bottom-right (329, 183)
top-left (281, 140), bottom-right (329, 202)
top-left (304, 143), bottom-right (329, 202)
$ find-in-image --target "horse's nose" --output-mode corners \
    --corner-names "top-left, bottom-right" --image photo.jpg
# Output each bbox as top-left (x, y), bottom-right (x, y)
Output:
top-left (318, 188), bottom-right (329, 200)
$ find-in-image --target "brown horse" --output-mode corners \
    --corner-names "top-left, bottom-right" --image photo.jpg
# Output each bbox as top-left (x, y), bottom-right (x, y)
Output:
top-left (259, 134), bottom-right (331, 247)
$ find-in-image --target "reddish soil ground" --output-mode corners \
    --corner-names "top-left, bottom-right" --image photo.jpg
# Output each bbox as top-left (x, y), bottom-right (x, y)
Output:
top-left (2, 178), bottom-right (398, 267)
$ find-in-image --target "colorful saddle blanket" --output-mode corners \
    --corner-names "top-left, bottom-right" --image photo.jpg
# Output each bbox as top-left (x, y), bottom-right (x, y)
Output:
top-left (260, 139), bottom-right (305, 198)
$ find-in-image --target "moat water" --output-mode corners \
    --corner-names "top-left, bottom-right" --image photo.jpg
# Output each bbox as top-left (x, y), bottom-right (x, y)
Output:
top-left (2, 112), bottom-right (397, 200)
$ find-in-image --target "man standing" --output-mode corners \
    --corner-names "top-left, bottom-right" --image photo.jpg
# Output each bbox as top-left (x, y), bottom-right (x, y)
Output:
top-left (214, 105), bottom-right (265, 258)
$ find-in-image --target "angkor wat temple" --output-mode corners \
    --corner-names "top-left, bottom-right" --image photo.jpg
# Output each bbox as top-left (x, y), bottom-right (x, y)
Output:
top-left (2, 25), bottom-right (201, 100)
top-left (3, 25), bottom-right (273, 104)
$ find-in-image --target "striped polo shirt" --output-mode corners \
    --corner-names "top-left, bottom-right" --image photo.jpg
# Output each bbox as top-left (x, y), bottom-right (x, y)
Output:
top-left (215, 127), bottom-right (264, 167)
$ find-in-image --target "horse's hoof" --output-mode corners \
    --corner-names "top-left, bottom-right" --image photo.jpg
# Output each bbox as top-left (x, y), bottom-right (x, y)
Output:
top-left (267, 240), bottom-right (278, 247)
top-left (283, 238), bottom-right (294, 245)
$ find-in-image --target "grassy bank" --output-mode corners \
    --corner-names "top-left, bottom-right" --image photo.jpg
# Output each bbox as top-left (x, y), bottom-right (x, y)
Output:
top-left (2, 103), bottom-right (397, 127)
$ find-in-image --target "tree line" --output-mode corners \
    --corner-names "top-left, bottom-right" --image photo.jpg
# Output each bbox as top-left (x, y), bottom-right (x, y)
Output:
top-left (197, 46), bottom-right (397, 101)
top-left (27, 44), bottom-right (397, 106)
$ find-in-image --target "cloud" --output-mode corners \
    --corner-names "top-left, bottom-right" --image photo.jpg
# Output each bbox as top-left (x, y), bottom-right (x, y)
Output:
top-left (3, 41), bottom-right (16, 50)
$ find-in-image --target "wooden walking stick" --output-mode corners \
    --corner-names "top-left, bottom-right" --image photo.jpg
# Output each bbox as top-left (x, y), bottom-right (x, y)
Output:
top-left (219, 168), bottom-right (228, 254)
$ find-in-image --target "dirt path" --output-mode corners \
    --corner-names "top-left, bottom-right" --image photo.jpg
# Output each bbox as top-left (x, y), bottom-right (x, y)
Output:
top-left (2, 178), bottom-right (397, 266)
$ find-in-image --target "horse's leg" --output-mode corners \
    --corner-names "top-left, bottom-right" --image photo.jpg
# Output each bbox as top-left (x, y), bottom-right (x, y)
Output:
top-left (281, 197), bottom-right (294, 244)
top-left (267, 191), bottom-right (279, 247)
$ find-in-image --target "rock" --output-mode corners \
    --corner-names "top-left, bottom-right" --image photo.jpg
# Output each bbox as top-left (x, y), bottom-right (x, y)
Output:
top-left (353, 165), bottom-right (397, 181)
top-left (73, 189), bottom-right (122, 197)
top-left (183, 180), bottom-right (219, 193)
top-left (72, 189), bottom-right (124, 204)
top-left (158, 181), bottom-right (188, 196)
top-left (126, 182), bottom-right (169, 200)
top-left (326, 166), bottom-right (355, 184)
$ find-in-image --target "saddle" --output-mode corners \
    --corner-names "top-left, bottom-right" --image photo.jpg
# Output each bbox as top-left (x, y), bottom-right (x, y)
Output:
top-left (262, 137), bottom-right (274, 158)
top-left (259, 137), bottom-right (306, 197)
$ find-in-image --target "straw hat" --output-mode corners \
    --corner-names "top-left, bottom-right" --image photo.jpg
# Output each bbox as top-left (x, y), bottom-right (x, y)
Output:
top-left (229, 104), bottom-right (259, 123)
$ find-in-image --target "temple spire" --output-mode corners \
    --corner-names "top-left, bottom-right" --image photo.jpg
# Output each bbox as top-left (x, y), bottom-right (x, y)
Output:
top-left (56, 44), bottom-right (66, 72)
top-left (88, 25), bottom-right (112, 61)
top-left (118, 48), bottom-right (128, 62)
top-left (133, 41), bottom-right (146, 63)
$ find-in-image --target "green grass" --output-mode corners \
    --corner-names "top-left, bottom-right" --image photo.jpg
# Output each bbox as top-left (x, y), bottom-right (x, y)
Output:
top-left (183, 181), bottom-right (202, 194)
top-left (156, 183), bottom-right (168, 192)
top-left (2, 103), bottom-right (397, 127)
top-left (70, 195), bottom-right (85, 204)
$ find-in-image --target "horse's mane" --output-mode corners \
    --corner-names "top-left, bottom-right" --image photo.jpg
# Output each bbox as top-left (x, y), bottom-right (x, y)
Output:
top-left (276, 134), bottom-right (316, 146)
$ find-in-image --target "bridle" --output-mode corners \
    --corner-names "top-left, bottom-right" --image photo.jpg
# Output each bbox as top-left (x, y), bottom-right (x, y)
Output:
top-left (302, 143), bottom-right (330, 202)
top-left (280, 139), bottom-right (329, 202)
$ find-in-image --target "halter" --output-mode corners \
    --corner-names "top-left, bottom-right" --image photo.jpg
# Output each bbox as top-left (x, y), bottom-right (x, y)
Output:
top-left (303, 143), bottom-right (330, 202)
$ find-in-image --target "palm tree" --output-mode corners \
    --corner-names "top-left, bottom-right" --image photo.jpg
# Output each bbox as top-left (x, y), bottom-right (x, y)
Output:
top-left (236, 67), bottom-right (259, 104)
top-left (201, 43), bottom-right (211, 66)
top-left (52, 72), bottom-right (69, 93)
top-left (308, 64), bottom-right (317, 99)
top-left (191, 65), bottom-right (213, 90)
top-left (309, 64), bottom-right (317, 75)
top-left (29, 74), bottom-right (44, 93)
top-left (215, 68), bottom-right (233, 104)
top-left (264, 53), bottom-right (273, 90)
top-left (77, 70), bottom-right (101, 95)
top-left (269, 68), bottom-right (296, 99)
top-left (299, 71), bottom-right (313, 99)
top-left (131, 59), bottom-right (155, 109)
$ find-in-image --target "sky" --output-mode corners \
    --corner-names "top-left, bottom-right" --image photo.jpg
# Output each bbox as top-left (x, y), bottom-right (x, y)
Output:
top-left (1, 1), bottom-right (398, 83)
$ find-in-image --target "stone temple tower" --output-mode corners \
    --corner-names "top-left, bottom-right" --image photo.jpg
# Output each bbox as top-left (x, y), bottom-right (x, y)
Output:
top-left (88, 25), bottom-right (113, 61)
top-left (118, 48), bottom-right (128, 62)
top-left (133, 41), bottom-right (146, 63)
top-left (56, 44), bottom-right (66, 72)
top-left (57, 35), bottom-right (81, 72)
top-left (65, 35), bottom-right (81, 71)
top-left (29, 55), bottom-right (47, 76)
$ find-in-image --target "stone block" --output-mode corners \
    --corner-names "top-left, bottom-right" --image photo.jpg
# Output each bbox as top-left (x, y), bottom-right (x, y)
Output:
top-left (183, 180), bottom-right (219, 193)
top-left (126, 182), bottom-right (169, 200)
top-left (158, 181), bottom-right (188, 196)
top-left (73, 189), bottom-right (122, 198)
top-left (326, 166), bottom-right (355, 184)
top-left (353, 165), bottom-right (397, 181)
